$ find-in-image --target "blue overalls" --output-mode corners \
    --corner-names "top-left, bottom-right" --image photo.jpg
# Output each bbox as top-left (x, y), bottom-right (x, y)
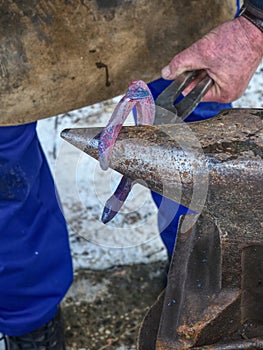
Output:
top-left (0, 123), bottom-right (73, 335)
top-left (0, 0), bottom-right (239, 335)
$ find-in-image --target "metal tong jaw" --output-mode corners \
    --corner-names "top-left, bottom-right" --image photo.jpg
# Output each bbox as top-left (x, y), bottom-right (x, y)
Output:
top-left (154, 70), bottom-right (213, 124)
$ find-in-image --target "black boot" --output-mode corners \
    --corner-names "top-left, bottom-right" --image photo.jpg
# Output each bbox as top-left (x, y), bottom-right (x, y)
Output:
top-left (5, 308), bottom-right (65, 350)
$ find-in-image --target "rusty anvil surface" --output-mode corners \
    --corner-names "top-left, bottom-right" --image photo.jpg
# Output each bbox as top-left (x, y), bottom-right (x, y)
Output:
top-left (61, 108), bottom-right (263, 349)
top-left (0, 0), bottom-right (236, 125)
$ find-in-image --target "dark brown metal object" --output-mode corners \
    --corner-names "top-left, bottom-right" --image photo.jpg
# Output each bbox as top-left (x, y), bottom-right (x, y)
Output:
top-left (0, 0), bottom-right (236, 125)
top-left (61, 108), bottom-right (263, 349)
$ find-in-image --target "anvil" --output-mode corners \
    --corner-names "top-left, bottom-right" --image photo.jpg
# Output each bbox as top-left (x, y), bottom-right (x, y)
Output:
top-left (61, 108), bottom-right (263, 349)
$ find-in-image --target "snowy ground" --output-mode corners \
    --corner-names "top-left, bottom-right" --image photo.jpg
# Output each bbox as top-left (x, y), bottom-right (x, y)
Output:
top-left (36, 61), bottom-right (263, 271)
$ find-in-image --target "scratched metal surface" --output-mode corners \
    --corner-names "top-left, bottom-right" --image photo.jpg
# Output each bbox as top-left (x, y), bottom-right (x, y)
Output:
top-left (61, 109), bottom-right (262, 211)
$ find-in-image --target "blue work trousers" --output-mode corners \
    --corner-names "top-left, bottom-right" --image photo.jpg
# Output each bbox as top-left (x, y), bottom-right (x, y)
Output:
top-left (0, 123), bottom-right (73, 336)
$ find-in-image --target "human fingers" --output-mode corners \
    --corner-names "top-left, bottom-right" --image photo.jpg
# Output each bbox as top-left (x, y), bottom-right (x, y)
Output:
top-left (161, 39), bottom-right (207, 80)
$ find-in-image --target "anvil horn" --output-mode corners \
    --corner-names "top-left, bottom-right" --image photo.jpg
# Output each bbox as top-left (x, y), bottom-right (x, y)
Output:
top-left (60, 122), bottom-right (210, 212)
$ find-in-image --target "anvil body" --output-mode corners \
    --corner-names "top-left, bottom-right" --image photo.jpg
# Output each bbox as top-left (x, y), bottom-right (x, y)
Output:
top-left (62, 108), bottom-right (263, 349)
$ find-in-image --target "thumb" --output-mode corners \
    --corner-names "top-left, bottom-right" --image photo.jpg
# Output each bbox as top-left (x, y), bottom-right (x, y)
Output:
top-left (161, 44), bottom-right (205, 80)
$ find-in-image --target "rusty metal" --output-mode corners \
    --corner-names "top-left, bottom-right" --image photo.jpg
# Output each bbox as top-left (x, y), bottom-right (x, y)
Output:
top-left (61, 108), bottom-right (263, 349)
top-left (0, 0), bottom-right (236, 125)
top-left (61, 108), bottom-right (263, 211)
